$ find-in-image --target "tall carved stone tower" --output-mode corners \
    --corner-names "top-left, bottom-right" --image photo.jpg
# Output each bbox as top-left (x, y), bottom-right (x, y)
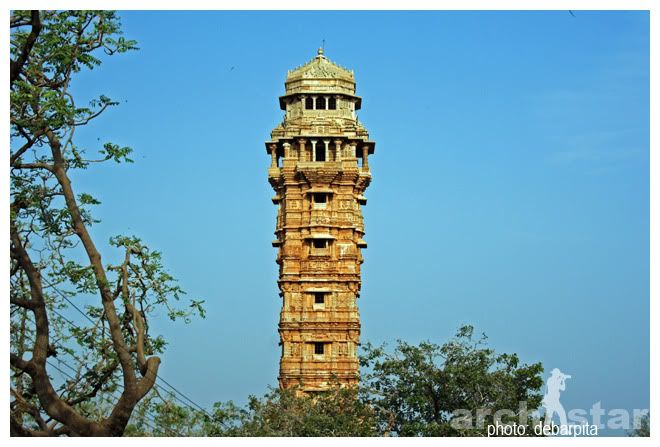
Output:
top-left (266, 49), bottom-right (375, 392)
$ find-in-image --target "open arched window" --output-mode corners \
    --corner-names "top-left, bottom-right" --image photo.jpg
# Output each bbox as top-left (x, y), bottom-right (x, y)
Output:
top-left (305, 96), bottom-right (313, 110)
top-left (328, 96), bottom-right (337, 110)
top-left (316, 96), bottom-right (326, 110)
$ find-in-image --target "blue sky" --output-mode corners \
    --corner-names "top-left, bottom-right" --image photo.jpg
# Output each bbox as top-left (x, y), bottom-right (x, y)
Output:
top-left (64, 10), bottom-right (648, 432)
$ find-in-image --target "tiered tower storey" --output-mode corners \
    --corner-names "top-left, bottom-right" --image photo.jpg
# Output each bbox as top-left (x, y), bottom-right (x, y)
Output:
top-left (266, 49), bottom-right (375, 392)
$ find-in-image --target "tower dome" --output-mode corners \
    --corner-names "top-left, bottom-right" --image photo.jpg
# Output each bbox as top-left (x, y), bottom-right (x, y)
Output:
top-left (279, 48), bottom-right (361, 110)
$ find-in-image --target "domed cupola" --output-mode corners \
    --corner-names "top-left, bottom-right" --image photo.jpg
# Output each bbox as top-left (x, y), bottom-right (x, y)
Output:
top-left (279, 48), bottom-right (362, 111)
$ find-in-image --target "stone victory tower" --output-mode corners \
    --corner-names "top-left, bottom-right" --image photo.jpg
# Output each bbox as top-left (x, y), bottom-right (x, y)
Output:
top-left (265, 49), bottom-right (375, 392)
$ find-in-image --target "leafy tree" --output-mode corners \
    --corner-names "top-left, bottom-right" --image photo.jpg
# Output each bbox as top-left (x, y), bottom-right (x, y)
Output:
top-left (360, 325), bottom-right (544, 436)
top-left (126, 326), bottom-right (542, 437)
top-left (216, 386), bottom-right (378, 436)
top-left (123, 389), bottom-right (211, 437)
top-left (628, 413), bottom-right (650, 437)
top-left (125, 386), bottom-right (378, 437)
top-left (10, 10), bottom-right (203, 436)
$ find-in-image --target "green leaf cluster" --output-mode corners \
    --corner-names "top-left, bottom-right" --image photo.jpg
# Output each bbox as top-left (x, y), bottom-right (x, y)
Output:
top-left (127, 326), bottom-right (543, 437)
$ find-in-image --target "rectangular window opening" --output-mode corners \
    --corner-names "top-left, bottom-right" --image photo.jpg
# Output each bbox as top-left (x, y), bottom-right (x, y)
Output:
top-left (312, 239), bottom-right (329, 249)
top-left (315, 146), bottom-right (326, 162)
top-left (314, 342), bottom-right (325, 355)
top-left (314, 293), bottom-right (325, 304)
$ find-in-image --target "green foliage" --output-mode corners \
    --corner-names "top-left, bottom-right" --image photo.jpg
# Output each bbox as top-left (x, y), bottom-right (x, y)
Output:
top-left (10, 10), bottom-right (203, 435)
top-left (360, 325), bottom-right (544, 436)
top-left (127, 386), bottom-right (378, 437)
top-left (127, 326), bottom-right (542, 437)
top-left (628, 413), bottom-right (650, 437)
top-left (219, 386), bottom-right (377, 436)
top-left (108, 235), bottom-right (204, 323)
top-left (101, 142), bottom-right (134, 163)
top-left (11, 11), bottom-right (137, 143)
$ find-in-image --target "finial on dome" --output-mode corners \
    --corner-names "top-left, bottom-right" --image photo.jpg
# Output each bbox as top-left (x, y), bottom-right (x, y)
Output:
top-left (316, 47), bottom-right (325, 58)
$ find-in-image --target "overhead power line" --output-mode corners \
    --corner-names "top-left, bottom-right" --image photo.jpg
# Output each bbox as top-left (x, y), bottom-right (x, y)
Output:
top-left (47, 305), bottom-right (213, 420)
top-left (46, 359), bottom-right (178, 436)
top-left (18, 280), bottom-right (214, 423)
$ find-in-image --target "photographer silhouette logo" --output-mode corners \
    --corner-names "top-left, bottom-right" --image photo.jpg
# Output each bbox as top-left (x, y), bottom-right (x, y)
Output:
top-left (542, 368), bottom-right (571, 427)
top-left (475, 365), bottom-right (647, 436)
top-left (536, 367), bottom-right (599, 436)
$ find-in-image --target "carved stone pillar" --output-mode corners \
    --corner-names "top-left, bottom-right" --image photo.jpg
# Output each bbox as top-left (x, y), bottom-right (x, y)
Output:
top-left (270, 143), bottom-right (278, 167)
top-left (311, 140), bottom-right (318, 162)
top-left (362, 145), bottom-right (369, 167)
top-left (283, 142), bottom-right (291, 159)
top-left (350, 142), bottom-right (357, 158)
top-left (334, 140), bottom-right (342, 162)
top-left (298, 138), bottom-right (307, 162)
top-left (323, 140), bottom-right (330, 162)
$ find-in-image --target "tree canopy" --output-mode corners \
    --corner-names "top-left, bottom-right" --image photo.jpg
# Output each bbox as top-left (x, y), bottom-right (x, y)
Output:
top-left (126, 326), bottom-right (544, 437)
top-left (10, 10), bottom-right (203, 436)
top-left (360, 325), bottom-right (544, 436)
